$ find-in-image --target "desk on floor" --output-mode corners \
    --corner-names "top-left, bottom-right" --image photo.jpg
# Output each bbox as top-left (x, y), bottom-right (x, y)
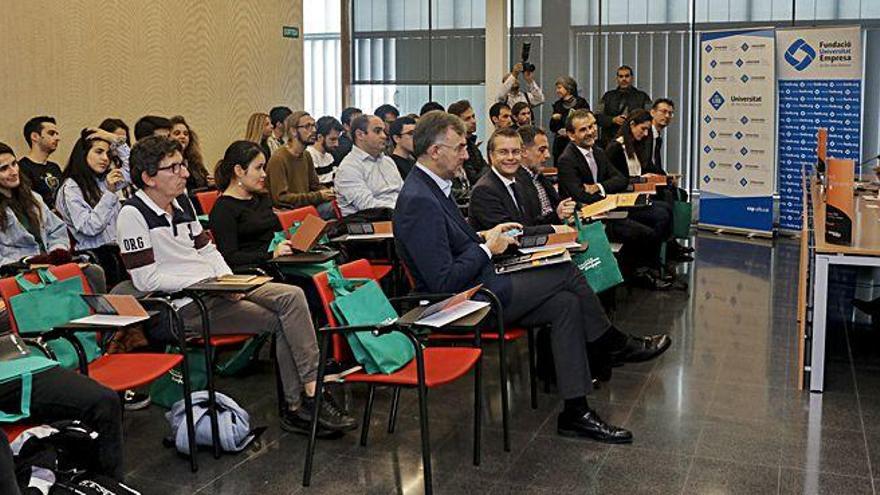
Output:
top-left (801, 177), bottom-right (880, 391)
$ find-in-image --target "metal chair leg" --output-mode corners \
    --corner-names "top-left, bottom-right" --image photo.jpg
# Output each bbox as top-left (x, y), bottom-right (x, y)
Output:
top-left (192, 295), bottom-right (221, 460)
top-left (473, 351), bottom-right (482, 466)
top-left (417, 375), bottom-right (432, 494)
top-left (360, 385), bottom-right (376, 447)
top-left (303, 333), bottom-right (330, 487)
top-left (527, 327), bottom-right (538, 410)
top-left (387, 387), bottom-right (401, 434)
top-left (499, 337), bottom-right (511, 452)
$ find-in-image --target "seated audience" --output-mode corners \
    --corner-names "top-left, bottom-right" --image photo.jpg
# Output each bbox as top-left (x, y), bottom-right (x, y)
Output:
top-left (489, 102), bottom-right (513, 130)
top-left (133, 115), bottom-right (172, 141)
top-left (264, 111), bottom-right (336, 218)
top-left (517, 125), bottom-right (576, 226)
top-left (330, 106), bottom-right (362, 169)
top-left (420, 101), bottom-right (444, 115)
top-left (244, 111), bottom-right (273, 160)
top-left (394, 112), bottom-right (669, 443)
top-left (0, 366), bottom-right (124, 484)
top-left (469, 127), bottom-right (575, 232)
top-left (447, 99), bottom-right (487, 186)
top-left (389, 116), bottom-right (417, 179)
top-left (307, 116), bottom-right (344, 185)
top-left (170, 116), bottom-right (213, 192)
top-left (267, 106), bottom-right (293, 156)
top-left (549, 76), bottom-right (590, 162)
top-left (56, 129), bottom-right (129, 288)
top-left (511, 101), bottom-right (532, 128)
top-left (335, 114), bottom-right (403, 217)
top-left (210, 140), bottom-right (302, 272)
top-left (19, 116), bottom-right (62, 209)
top-left (605, 110), bottom-right (691, 263)
top-left (557, 110), bottom-right (673, 289)
top-left (0, 143), bottom-right (106, 292)
top-left (116, 136), bottom-right (357, 435)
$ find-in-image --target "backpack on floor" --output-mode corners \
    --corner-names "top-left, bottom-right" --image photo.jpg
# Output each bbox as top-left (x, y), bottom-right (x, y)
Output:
top-left (11, 420), bottom-right (140, 495)
top-left (166, 391), bottom-right (263, 455)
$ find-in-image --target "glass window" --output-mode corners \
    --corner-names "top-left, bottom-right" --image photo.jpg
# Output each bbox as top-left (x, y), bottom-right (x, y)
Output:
top-left (304, 1), bottom-right (342, 119)
top-left (512, 0), bottom-right (542, 28)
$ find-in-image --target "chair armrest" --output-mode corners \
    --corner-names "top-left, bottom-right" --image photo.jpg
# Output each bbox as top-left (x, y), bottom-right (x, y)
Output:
top-left (317, 321), bottom-right (400, 336)
top-left (388, 293), bottom-right (456, 305)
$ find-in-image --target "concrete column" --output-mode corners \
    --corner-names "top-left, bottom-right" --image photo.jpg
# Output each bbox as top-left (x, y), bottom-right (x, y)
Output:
top-left (540, 0), bottom-right (571, 108)
top-left (484, 0), bottom-right (509, 138)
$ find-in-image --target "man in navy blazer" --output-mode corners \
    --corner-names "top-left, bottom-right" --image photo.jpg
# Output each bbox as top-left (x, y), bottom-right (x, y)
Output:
top-left (394, 112), bottom-right (669, 443)
top-left (556, 109), bottom-right (674, 289)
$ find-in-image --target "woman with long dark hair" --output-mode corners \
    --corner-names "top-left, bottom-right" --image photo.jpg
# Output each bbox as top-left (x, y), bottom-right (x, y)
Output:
top-left (549, 75), bottom-right (590, 162)
top-left (56, 129), bottom-right (128, 288)
top-left (605, 109), bottom-right (653, 178)
top-left (169, 115), bottom-right (213, 191)
top-left (0, 142), bottom-right (107, 293)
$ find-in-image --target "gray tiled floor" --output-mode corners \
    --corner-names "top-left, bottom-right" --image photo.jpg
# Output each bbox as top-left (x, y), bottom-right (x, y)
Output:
top-left (121, 233), bottom-right (880, 494)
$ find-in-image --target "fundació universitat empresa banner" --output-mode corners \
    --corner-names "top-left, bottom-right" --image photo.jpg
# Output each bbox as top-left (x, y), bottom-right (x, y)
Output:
top-left (776, 26), bottom-right (862, 231)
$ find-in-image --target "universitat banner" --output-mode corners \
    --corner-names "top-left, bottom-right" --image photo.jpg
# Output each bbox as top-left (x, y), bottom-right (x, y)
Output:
top-left (776, 26), bottom-right (862, 231)
top-left (698, 29), bottom-right (776, 233)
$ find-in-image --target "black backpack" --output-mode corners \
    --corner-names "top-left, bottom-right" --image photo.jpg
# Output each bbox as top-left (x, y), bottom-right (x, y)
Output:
top-left (12, 420), bottom-right (140, 494)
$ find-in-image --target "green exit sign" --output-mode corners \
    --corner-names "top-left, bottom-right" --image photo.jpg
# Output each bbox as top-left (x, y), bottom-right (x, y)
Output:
top-left (282, 26), bottom-right (300, 39)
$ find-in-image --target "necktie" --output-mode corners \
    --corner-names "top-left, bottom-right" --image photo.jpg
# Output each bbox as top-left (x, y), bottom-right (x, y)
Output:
top-left (585, 149), bottom-right (599, 181)
top-left (509, 182), bottom-right (525, 214)
top-left (654, 135), bottom-right (663, 171)
top-left (532, 175), bottom-right (553, 216)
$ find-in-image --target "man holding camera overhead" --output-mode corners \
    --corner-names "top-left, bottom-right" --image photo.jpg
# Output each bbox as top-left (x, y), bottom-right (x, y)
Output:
top-left (496, 44), bottom-right (545, 110)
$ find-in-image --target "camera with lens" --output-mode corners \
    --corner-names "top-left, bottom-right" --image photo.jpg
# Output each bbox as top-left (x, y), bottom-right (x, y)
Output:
top-left (520, 42), bottom-right (536, 72)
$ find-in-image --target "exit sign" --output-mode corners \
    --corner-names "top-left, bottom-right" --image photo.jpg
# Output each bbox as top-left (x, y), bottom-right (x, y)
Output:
top-left (282, 26), bottom-right (300, 39)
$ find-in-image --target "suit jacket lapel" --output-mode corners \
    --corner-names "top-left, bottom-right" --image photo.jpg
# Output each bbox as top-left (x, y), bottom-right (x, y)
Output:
top-left (487, 170), bottom-right (523, 221)
top-left (570, 144), bottom-right (596, 184)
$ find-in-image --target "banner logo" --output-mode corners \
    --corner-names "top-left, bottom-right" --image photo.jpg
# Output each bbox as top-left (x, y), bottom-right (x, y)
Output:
top-left (709, 91), bottom-right (726, 110)
top-left (785, 39), bottom-right (816, 71)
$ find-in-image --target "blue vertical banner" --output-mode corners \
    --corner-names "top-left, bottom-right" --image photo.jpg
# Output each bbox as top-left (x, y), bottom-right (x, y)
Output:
top-left (699, 29), bottom-right (776, 233)
top-left (776, 26), bottom-right (862, 231)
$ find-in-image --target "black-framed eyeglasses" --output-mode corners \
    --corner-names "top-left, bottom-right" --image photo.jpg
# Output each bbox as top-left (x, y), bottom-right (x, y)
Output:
top-left (157, 161), bottom-right (188, 174)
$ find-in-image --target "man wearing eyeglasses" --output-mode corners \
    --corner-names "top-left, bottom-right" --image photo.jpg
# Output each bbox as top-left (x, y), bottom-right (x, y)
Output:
top-left (334, 114), bottom-right (404, 217)
top-left (264, 110), bottom-right (336, 219)
top-left (389, 116), bottom-right (417, 180)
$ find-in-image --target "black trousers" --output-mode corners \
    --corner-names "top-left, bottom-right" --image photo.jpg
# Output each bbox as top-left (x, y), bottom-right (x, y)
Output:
top-left (607, 202), bottom-right (672, 270)
top-left (502, 262), bottom-right (611, 399)
top-left (0, 366), bottom-right (123, 480)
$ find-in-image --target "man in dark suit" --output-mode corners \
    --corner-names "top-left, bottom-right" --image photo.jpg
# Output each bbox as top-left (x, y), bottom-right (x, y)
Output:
top-left (640, 98), bottom-right (694, 260)
top-left (557, 109), bottom-right (673, 289)
top-left (394, 111), bottom-right (670, 443)
top-left (469, 126), bottom-right (575, 232)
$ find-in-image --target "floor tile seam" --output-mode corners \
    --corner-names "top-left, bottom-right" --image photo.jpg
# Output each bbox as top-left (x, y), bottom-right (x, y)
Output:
top-left (678, 455), bottom-right (697, 495)
top-left (191, 443), bottom-right (278, 493)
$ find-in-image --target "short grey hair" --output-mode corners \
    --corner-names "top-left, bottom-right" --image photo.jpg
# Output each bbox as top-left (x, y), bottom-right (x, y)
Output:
top-left (413, 112), bottom-right (466, 158)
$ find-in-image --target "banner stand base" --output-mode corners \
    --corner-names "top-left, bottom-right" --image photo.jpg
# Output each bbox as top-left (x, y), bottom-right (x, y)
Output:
top-left (696, 223), bottom-right (775, 239)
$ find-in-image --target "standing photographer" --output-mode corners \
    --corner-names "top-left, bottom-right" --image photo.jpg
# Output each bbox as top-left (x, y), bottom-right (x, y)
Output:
top-left (496, 61), bottom-right (545, 109)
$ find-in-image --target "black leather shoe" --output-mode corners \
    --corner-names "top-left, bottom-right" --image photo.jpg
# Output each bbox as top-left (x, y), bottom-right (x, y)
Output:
top-left (668, 241), bottom-right (694, 254)
top-left (667, 251), bottom-right (694, 263)
top-left (557, 408), bottom-right (633, 444)
top-left (631, 272), bottom-right (673, 290)
top-left (611, 334), bottom-right (671, 364)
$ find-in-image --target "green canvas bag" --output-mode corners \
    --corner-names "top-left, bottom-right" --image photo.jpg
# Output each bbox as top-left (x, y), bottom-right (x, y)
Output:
top-left (672, 189), bottom-right (693, 240)
top-left (0, 348), bottom-right (58, 423)
top-left (215, 332), bottom-right (270, 377)
top-left (571, 215), bottom-right (624, 293)
top-left (326, 268), bottom-right (413, 374)
top-left (10, 269), bottom-right (102, 369)
top-left (149, 346), bottom-right (208, 408)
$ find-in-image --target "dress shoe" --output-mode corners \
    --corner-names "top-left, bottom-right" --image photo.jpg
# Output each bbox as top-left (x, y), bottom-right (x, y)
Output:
top-left (631, 271), bottom-right (673, 290)
top-left (557, 408), bottom-right (633, 444)
top-left (611, 334), bottom-right (672, 364)
top-left (668, 241), bottom-right (694, 254)
top-left (667, 250), bottom-right (694, 263)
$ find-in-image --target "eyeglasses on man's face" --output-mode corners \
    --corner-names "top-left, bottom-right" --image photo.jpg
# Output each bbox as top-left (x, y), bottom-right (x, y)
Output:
top-left (157, 161), bottom-right (188, 175)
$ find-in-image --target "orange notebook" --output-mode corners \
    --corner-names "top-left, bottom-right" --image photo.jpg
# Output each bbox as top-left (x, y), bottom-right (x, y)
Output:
top-left (825, 158), bottom-right (855, 245)
top-left (290, 215), bottom-right (328, 252)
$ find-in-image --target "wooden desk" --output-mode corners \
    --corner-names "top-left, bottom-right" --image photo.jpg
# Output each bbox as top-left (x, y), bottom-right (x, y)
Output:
top-left (802, 177), bottom-right (880, 391)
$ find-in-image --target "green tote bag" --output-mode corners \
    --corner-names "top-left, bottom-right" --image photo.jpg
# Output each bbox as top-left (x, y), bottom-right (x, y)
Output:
top-left (571, 215), bottom-right (624, 293)
top-left (326, 268), bottom-right (414, 374)
top-left (9, 269), bottom-right (102, 369)
top-left (149, 346), bottom-right (208, 408)
top-left (0, 349), bottom-right (58, 423)
top-left (672, 189), bottom-right (693, 240)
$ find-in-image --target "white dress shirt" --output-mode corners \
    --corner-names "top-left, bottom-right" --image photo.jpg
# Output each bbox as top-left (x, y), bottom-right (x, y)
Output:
top-left (335, 145), bottom-right (403, 216)
top-left (575, 145), bottom-right (606, 196)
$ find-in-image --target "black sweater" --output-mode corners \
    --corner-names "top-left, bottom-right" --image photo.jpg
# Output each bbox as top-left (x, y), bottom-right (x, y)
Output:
top-left (208, 194), bottom-right (282, 271)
